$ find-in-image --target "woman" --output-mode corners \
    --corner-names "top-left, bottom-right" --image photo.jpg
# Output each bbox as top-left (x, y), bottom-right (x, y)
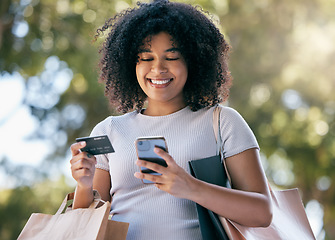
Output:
top-left (70, 0), bottom-right (272, 239)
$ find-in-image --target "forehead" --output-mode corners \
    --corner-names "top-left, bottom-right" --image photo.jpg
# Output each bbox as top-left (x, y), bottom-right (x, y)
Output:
top-left (139, 32), bottom-right (177, 49)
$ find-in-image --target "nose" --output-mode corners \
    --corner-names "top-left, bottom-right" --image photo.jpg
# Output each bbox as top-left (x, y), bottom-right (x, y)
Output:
top-left (151, 59), bottom-right (167, 73)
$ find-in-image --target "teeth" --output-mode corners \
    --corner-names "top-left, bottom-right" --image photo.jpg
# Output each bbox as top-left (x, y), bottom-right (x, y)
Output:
top-left (150, 79), bottom-right (171, 85)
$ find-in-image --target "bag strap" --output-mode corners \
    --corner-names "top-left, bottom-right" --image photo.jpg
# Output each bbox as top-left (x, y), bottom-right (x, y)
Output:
top-left (56, 190), bottom-right (105, 215)
top-left (213, 105), bottom-right (232, 185)
top-left (213, 106), bottom-right (221, 157)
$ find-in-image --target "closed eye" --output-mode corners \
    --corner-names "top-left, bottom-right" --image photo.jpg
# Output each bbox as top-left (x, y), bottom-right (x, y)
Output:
top-left (140, 58), bottom-right (153, 61)
top-left (166, 57), bottom-right (180, 61)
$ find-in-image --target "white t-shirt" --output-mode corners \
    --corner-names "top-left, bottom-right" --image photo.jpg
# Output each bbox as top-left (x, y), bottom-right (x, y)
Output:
top-left (91, 105), bottom-right (259, 240)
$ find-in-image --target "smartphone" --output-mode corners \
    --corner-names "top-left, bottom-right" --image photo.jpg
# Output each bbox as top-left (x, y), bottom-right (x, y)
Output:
top-left (75, 135), bottom-right (114, 155)
top-left (135, 136), bottom-right (168, 184)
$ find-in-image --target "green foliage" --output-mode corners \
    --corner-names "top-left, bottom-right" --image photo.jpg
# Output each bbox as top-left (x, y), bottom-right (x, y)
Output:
top-left (219, 1), bottom-right (335, 238)
top-left (0, 175), bottom-right (74, 240)
top-left (1, 0), bottom-right (334, 239)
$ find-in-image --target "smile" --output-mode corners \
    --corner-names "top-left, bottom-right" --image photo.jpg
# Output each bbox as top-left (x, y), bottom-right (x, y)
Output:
top-left (148, 78), bottom-right (173, 86)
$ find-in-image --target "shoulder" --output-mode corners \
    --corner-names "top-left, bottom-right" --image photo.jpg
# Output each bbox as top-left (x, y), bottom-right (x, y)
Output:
top-left (216, 104), bottom-right (239, 114)
top-left (215, 104), bottom-right (246, 123)
top-left (214, 105), bottom-right (259, 157)
top-left (90, 116), bottom-right (113, 136)
top-left (215, 104), bottom-right (255, 139)
top-left (91, 110), bottom-right (138, 135)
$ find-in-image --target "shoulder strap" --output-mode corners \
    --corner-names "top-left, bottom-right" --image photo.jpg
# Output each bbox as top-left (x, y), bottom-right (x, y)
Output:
top-left (212, 105), bottom-right (231, 184)
top-left (213, 106), bottom-right (221, 156)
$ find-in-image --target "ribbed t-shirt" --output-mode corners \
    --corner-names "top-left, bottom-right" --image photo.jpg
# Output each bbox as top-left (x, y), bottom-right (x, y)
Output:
top-left (91, 105), bottom-right (259, 240)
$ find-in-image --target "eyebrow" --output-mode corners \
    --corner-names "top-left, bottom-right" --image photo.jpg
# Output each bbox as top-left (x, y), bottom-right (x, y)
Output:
top-left (138, 47), bottom-right (180, 53)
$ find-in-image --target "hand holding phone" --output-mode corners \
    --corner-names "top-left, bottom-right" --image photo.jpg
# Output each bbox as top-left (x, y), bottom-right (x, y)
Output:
top-left (135, 136), bottom-right (168, 184)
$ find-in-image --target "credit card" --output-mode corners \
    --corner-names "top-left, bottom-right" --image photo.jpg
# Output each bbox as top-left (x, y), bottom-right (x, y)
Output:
top-left (76, 135), bottom-right (114, 155)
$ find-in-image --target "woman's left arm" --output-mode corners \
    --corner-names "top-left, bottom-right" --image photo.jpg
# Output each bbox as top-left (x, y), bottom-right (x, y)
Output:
top-left (135, 147), bottom-right (273, 227)
top-left (192, 148), bottom-right (273, 227)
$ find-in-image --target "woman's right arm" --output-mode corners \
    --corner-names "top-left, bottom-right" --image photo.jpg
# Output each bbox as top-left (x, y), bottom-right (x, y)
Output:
top-left (70, 142), bottom-right (111, 209)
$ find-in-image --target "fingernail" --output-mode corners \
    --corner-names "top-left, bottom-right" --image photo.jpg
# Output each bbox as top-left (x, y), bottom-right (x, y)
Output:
top-left (154, 147), bottom-right (160, 153)
top-left (80, 141), bottom-right (86, 146)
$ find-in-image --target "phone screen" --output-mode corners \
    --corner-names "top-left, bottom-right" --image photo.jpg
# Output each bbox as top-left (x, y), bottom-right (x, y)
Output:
top-left (135, 137), bottom-right (168, 183)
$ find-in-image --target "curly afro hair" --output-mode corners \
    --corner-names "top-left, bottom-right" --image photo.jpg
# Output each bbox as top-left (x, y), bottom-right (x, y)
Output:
top-left (96, 0), bottom-right (232, 113)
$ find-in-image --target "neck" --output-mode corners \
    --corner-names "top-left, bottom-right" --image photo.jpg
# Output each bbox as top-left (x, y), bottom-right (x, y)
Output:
top-left (142, 101), bottom-right (187, 116)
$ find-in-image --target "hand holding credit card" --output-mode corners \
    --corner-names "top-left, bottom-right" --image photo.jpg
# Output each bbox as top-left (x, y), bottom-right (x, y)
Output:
top-left (76, 135), bottom-right (114, 155)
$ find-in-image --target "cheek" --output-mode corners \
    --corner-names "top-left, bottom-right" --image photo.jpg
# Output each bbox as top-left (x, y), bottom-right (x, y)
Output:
top-left (136, 64), bottom-right (148, 79)
top-left (135, 65), bottom-right (143, 82)
top-left (177, 65), bottom-right (188, 81)
top-left (174, 60), bottom-right (188, 78)
top-left (135, 65), bottom-right (147, 89)
top-left (135, 63), bottom-right (140, 75)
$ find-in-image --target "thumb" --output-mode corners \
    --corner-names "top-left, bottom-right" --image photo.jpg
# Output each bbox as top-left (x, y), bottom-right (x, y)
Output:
top-left (70, 141), bottom-right (86, 156)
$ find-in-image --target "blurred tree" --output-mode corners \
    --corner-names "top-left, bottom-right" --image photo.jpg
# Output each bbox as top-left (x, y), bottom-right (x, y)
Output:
top-left (219, 1), bottom-right (335, 238)
top-left (0, 0), bottom-right (334, 239)
top-left (0, 175), bottom-right (73, 239)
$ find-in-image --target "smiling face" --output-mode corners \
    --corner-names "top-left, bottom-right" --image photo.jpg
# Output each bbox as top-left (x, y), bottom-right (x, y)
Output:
top-left (136, 32), bottom-right (188, 110)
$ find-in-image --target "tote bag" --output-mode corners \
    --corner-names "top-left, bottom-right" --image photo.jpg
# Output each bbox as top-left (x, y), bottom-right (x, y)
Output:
top-left (219, 187), bottom-right (316, 240)
top-left (189, 105), bottom-right (316, 240)
top-left (18, 191), bottom-right (129, 240)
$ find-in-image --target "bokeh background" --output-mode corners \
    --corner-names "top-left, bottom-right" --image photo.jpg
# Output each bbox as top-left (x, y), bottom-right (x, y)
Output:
top-left (1, 0), bottom-right (334, 239)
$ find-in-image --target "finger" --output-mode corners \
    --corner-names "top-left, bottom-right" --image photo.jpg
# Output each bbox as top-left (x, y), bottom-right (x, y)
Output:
top-left (85, 153), bottom-right (97, 164)
top-left (71, 153), bottom-right (97, 169)
top-left (134, 171), bottom-right (144, 179)
top-left (71, 159), bottom-right (95, 171)
top-left (72, 168), bottom-right (95, 179)
top-left (70, 152), bottom-right (85, 165)
top-left (153, 147), bottom-right (175, 166)
top-left (136, 159), bottom-right (166, 174)
top-left (134, 171), bottom-right (163, 184)
top-left (70, 151), bottom-right (96, 165)
top-left (70, 141), bottom-right (86, 156)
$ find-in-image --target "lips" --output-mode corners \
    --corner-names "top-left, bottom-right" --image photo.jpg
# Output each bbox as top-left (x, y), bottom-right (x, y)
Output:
top-left (147, 78), bottom-right (173, 87)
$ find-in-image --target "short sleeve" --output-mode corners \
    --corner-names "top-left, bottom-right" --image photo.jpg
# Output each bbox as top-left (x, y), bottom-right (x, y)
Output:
top-left (219, 106), bottom-right (259, 158)
top-left (89, 117), bottom-right (112, 172)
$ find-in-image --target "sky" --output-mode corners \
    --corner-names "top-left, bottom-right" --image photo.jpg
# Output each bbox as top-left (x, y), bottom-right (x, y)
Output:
top-left (0, 69), bottom-right (75, 189)
top-left (0, 72), bottom-right (47, 166)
